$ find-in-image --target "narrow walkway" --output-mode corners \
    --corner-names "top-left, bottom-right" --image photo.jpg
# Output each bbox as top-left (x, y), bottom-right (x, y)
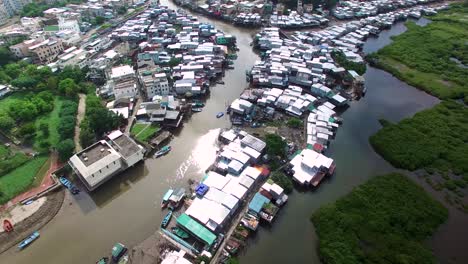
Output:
top-left (125, 97), bottom-right (141, 135)
top-left (74, 93), bottom-right (86, 152)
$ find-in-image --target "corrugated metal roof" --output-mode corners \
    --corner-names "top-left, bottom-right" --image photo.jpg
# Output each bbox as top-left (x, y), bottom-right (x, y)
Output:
top-left (176, 213), bottom-right (216, 246)
top-left (248, 192), bottom-right (270, 214)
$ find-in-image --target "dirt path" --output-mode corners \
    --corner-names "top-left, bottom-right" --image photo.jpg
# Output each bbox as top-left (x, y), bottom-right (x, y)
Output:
top-left (125, 97), bottom-right (141, 135)
top-left (74, 94), bottom-right (87, 152)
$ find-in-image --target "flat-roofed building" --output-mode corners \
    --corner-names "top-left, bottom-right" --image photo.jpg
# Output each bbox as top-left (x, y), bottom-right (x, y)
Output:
top-left (68, 130), bottom-right (145, 191)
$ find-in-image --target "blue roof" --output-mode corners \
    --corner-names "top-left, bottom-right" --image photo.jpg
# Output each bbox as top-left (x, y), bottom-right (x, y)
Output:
top-left (162, 189), bottom-right (174, 202)
top-left (248, 192), bottom-right (270, 214)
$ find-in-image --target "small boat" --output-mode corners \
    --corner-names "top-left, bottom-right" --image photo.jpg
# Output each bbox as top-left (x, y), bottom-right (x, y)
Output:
top-left (161, 210), bottom-right (173, 228)
top-left (161, 189), bottom-right (174, 209)
top-left (216, 80), bottom-right (225, 84)
top-left (154, 145), bottom-right (171, 158)
top-left (192, 108), bottom-right (203, 112)
top-left (18, 231), bottom-right (40, 250)
top-left (216, 112), bottom-right (224, 118)
top-left (3, 219), bottom-right (13, 232)
top-left (171, 227), bottom-right (190, 239)
top-left (111, 243), bottom-right (127, 263)
top-left (96, 257), bottom-right (108, 264)
top-left (192, 101), bottom-right (205, 107)
top-left (59, 176), bottom-right (80, 195)
top-left (118, 254), bottom-right (129, 264)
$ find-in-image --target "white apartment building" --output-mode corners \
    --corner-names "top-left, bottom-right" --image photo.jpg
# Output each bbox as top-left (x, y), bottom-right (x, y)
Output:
top-left (58, 16), bottom-right (81, 34)
top-left (110, 65), bottom-right (138, 99)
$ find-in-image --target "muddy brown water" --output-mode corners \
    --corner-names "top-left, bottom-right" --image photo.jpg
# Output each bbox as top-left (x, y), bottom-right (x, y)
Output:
top-left (2, 4), bottom-right (463, 264)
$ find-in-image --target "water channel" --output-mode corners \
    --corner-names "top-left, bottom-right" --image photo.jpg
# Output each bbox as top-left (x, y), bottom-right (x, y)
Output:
top-left (1, 4), bottom-right (441, 264)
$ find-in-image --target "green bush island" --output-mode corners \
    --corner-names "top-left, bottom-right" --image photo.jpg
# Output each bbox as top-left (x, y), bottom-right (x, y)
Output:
top-left (311, 173), bottom-right (448, 264)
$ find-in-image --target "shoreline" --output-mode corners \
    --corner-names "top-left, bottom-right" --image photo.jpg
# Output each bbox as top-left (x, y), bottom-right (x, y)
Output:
top-left (0, 189), bottom-right (65, 254)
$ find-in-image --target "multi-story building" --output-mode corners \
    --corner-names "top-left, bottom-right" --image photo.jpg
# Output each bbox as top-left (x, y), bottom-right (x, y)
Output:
top-left (110, 65), bottom-right (138, 99)
top-left (28, 38), bottom-right (64, 64)
top-left (9, 37), bottom-right (44, 58)
top-left (68, 130), bottom-right (145, 191)
top-left (0, 6), bottom-right (9, 25)
top-left (58, 16), bottom-right (81, 34)
top-left (138, 68), bottom-right (170, 100)
top-left (0, 0), bottom-right (31, 17)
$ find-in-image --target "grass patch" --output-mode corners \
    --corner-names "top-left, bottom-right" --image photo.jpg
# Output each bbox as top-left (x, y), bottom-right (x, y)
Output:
top-left (0, 156), bottom-right (48, 205)
top-left (130, 123), bottom-right (148, 136)
top-left (32, 156), bottom-right (51, 187)
top-left (34, 97), bottom-right (64, 150)
top-left (367, 4), bottom-right (468, 99)
top-left (132, 124), bottom-right (160, 142)
top-left (311, 173), bottom-right (448, 264)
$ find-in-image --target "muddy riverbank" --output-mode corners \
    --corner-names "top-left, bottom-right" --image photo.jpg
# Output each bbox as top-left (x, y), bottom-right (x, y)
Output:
top-left (0, 189), bottom-right (64, 254)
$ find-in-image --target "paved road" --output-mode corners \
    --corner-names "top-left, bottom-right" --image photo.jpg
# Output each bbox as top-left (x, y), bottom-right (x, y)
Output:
top-left (74, 94), bottom-right (87, 152)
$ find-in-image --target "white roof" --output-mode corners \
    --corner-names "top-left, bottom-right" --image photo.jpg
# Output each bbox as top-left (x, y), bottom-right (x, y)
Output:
top-left (204, 187), bottom-right (239, 210)
top-left (111, 65), bottom-right (134, 79)
top-left (222, 178), bottom-right (248, 199)
top-left (185, 198), bottom-right (230, 230)
top-left (221, 130), bottom-right (237, 142)
top-left (242, 166), bottom-right (261, 181)
top-left (203, 171), bottom-right (230, 190)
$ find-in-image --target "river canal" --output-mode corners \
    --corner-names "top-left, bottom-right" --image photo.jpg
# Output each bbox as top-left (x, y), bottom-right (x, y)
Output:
top-left (1, 4), bottom-right (440, 264)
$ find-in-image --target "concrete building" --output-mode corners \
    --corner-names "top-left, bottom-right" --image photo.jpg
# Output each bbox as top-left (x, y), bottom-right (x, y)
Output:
top-left (28, 38), bottom-right (64, 63)
top-left (68, 130), bottom-right (145, 191)
top-left (9, 38), bottom-right (43, 58)
top-left (110, 65), bottom-right (138, 99)
top-left (138, 68), bottom-right (170, 100)
top-left (58, 16), bottom-right (81, 34)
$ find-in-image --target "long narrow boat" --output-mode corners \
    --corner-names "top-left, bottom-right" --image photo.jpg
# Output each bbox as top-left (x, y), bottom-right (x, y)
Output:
top-left (161, 210), bottom-right (173, 228)
top-left (161, 189), bottom-right (174, 209)
top-left (111, 243), bottom-right (127, 262)
top-left (59, 176), bottom-right (80, 195)
top-left (154, 146), bottom-right (171, 158)
top-left (171, 227), bottom-right (190, 239)
top-left (18, 231), bottom-right (40, 250)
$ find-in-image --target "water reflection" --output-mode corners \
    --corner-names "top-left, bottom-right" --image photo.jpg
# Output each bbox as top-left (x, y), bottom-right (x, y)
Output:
top-left (175, 128), bottom-right (220, 180)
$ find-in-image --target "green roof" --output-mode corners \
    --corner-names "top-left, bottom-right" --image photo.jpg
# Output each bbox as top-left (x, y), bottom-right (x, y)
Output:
top-left (177, 213), bottom-right (216, 246)
top-left (44, 25), bottom-right (59, 32)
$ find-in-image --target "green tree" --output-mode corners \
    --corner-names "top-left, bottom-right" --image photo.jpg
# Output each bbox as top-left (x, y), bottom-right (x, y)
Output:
top-left (0, 113), bottom-right (15, 131)
top-left (57, 139), bottom-right (75, 162)
top-left (59, 66), bottom-right (85, 83)
top-left (58, 78), bottom-right (79, 97)
top-left (94, 16), bottom-right (105, 25)
top-left (79, 120), bottom-right (96, 148)
top-left (0, 47), bottom-right (15, 66)
top-left (58, 116), bottom-right (76, 140)
top-left (17, 123), bottom-right (36, 138)
top-left (46, 76), bottom-right (59, 91)
top-left (11, 75), bottom-right (39, 89)
top-left (271, 171), bottom-right (293, 194)
top-left (287, 117), bottom-right (303, 128)
top-left (265, 133), bottom-right (287, 158)
top-left (4, 63), bottom-right (22, 79)
top-left (39, 122), bottom-right (49, 137)
top-left (117, 6), bottom-right (127, 15)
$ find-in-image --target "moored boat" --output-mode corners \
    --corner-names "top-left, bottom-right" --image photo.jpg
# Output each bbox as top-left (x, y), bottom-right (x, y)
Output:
top-left (171, 227), bottom-right (190, 239)
top-left (161, 189), bottom-right (174, 209)
top-left (59, 176), bottom-right (80, 195)
top-left (216, 112), bottom-right (224, 118)
top-left (192, 108), bottom-right (203, 112)
top-left (18, 231), bottom-right (40, 250)
top-left (111, 243), bottom-right (127, 263)
top-left (3, 219), bottom-right (13, 232)
top-left (161, 210), bottom-right (173, 228)
top-left (96, 257), bottom-right (108, 264)
top-left (154, 145), bottom-right (171, 158)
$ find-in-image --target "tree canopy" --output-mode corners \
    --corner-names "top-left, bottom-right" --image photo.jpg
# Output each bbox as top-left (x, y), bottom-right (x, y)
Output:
top-left (265, 133), bottom-right (287, 158)
top-left (312, 173), bottom-right (448, 264)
